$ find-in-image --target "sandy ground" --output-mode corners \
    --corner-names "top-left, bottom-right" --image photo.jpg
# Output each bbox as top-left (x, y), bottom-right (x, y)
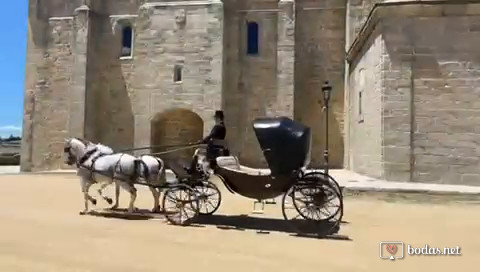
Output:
top-left (0, 174), bottom-right (479, 272)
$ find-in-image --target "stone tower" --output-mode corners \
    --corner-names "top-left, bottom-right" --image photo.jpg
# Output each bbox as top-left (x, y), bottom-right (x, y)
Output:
top-left (22, 0), bottom-right (224, 171)
top-left (222, 0), bottom-right (346, 167)
top-left (22, 0), bottom-right (347, 171)
top-left (222, 0), bottom-right (295, 166)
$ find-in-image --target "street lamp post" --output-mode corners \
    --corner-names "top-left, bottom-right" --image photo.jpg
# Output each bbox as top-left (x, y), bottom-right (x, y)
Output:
top-left (322, 81), bottom-right (332, 176)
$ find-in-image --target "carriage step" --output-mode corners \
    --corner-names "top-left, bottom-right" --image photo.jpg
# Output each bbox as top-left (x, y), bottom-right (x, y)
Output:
top-left (265, 198), bottom-right (277, 204)
top-left (252, 200), bottom-right (265, 214)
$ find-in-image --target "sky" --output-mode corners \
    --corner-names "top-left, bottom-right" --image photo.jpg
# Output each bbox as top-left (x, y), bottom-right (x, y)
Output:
top-left (0, 1), bottom-right (28, 137)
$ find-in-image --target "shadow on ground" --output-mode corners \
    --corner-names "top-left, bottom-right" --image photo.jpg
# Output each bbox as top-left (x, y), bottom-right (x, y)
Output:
top-left (88, 208), bottom-right (157, 220)
top-left (194, 214), bottom-right (351, 241)
top-left (87, 209), bottom-right (351, 241)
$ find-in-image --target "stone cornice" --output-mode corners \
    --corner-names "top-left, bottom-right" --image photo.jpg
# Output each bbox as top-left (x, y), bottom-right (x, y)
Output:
top-left (346, 0), bottom-right (480, 64)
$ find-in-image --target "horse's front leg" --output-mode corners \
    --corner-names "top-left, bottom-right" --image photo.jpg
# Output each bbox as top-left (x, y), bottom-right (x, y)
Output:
top-left (80, 178), bottom-right (95, 215)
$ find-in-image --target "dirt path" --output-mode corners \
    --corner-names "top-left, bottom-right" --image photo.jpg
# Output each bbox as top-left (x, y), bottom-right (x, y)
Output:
top-left (0, 174), bottom-right (478, 272)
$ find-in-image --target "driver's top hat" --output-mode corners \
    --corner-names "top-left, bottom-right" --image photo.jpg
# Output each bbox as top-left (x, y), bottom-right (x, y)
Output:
top-left (214, 110), bottom-right (224, 120)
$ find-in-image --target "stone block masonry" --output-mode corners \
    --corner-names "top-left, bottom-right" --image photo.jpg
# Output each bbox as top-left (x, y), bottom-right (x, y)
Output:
top-left (409, 15), bottom-right (480, 186)
top-left (130, 1), bottom-right (224, 154)
top-left (22, 0), bottom-right (480, 187)
top-left (347, 28), bottom-right (384, 179)
top-left (294, 0), bottom-right (346, 169)
top-left (347, 2), bottom-right (480, 186)
top-left (24, 0), bottom-right (346, 171)
top-left (31, 18), bottom-right (74, 171)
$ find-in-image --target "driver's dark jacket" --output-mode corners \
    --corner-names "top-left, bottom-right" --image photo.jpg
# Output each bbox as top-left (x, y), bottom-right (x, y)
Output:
top-left (201, 122), bottom-right (226, 143)
top-left (201, 122), bottom-right (228, 160)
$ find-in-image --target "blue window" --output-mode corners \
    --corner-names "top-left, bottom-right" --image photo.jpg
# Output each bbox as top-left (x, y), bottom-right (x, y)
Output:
top-left (247, 21), bottom-right (259, 55)
top-left (121, 25), bottom-right (133, 58)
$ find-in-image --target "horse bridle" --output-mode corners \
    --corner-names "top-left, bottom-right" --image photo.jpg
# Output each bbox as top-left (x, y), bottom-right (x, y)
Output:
top-left (64, 139), bottom-right (98, 168)
top-left (64, 143), bottom-right (75, 166)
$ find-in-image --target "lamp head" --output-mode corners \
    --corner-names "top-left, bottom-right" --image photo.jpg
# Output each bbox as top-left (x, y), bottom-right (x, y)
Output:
top-left (322, 81), bottom-right (332, 104)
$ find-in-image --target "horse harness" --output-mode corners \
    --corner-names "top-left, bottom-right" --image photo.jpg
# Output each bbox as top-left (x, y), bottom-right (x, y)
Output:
top-left (76, 147), bottom-right (108, 182)
top-left (78, 147), bottom-right (100, 167)
top-left (114, 153), bottom-right (140, 182)
top-left (66, 144), bottom-right (143, 183)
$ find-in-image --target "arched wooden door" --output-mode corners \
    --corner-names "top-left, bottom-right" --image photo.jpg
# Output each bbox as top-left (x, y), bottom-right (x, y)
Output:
top-left (151, 109), bottom-right (204, 163)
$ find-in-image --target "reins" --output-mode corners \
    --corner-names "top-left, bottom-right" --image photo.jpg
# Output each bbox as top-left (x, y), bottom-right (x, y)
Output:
top-left (146, 144), bottom-right (206, 156)
top-left (117, 142), bottom-right (203, 153)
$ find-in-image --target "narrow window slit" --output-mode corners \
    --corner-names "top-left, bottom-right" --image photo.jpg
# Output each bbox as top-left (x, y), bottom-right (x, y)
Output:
top-left (247, 21), bottom-right (259, 55)
top-left (174, 65), bottom-right (183, 83)
top-left (121, 25), bottom-right (133, 58)
top-left (358, 91), bottom-right (364, 123)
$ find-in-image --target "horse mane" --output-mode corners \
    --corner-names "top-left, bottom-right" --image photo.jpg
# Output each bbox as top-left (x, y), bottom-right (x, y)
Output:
top-left (74, 137), bottom-right (90, 146)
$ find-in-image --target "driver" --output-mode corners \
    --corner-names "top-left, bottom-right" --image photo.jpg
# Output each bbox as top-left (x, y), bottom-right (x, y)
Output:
top-left (200, 110), bottom-right (229, 166)
top-left (186, 110), bottom-right (229, 175)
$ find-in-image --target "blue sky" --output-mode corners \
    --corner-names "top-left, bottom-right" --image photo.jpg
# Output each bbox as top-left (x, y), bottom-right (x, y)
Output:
top-left (0, 1), bottom-right (28, 137)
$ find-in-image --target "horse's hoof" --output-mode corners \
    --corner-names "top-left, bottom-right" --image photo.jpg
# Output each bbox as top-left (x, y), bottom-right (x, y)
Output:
top-left (79, 211), bottom-right (87, 215)
top-left (151, 207), bottom-right (160, 213)
top-left (128, 207), bottom-right (138, 214)
top-left (105, 198), bottom-right (113, 205)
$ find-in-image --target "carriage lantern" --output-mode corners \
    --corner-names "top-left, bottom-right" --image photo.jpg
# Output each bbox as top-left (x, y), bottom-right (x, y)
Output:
top-left (322, 81), bottom-right (332, 176)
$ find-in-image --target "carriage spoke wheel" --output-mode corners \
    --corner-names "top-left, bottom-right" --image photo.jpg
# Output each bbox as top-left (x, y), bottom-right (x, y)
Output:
top-left (193, 181), bottom-right (222, 215)
top-left (293, 183), bottom-right (342, 221)
top-left (304, 171), bottom-right (343, 197)
top-left (162, 184), bottom-right (199, 226)
top-left (282, 179), bottom-right (343, 236)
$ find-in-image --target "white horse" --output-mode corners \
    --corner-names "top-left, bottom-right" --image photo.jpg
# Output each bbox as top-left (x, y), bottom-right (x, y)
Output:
top-left (88, 144), bottom-right (168, 213)
top-left (83, 141), bottom-right (118, 206)
top-left (65, 138), bottom-right (168, 213)
top-left (64, 138), bottom-right (140, 214)
top-left (133, 155), bottom-right (167, 212)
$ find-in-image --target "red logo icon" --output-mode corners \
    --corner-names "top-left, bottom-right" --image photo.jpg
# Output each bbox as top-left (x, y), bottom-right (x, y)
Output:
top-left (380, 242), bottom-right (404, 260)
top-left (386, 244), bottom-right (398, 255)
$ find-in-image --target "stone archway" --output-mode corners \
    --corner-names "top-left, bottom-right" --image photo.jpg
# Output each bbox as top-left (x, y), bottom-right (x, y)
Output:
top-left (151, 109), bottom-right (204, 163)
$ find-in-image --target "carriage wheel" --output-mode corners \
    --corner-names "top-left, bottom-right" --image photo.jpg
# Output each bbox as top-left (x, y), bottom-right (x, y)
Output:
top-left (303, 171), bottom-right (343, 197)
top-left (162, 184), bottom-right (199, 226)
top-left (281, 177), bottom-right (343, 236)
top-left (193, 181), bottom-right (222, 215)
top-left (292, 182), bottom-right (343, 222)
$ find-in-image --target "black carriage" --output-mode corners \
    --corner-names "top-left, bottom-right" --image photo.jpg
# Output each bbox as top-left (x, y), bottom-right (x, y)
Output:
top-left (162, 116), bottom-right (343, 235)
top-left (215, 117), bottom-right (314, 199)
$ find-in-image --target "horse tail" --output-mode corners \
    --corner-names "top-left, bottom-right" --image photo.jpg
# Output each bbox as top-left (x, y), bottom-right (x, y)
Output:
top-left (134, 159), bottom-right (150, 180)
top-left (154, 157), bottom-right (165, 172)
top-left (154, 157), bottom-right (167, 184)
top-left (190, 154), bottom-right (199, 173)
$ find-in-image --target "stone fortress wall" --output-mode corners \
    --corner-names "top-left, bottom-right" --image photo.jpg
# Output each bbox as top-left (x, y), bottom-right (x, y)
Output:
top-left (22, 0), bottom-right (480, 186)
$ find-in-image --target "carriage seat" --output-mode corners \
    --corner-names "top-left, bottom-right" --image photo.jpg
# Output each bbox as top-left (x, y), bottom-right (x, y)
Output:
top-left (216, 156), bottom-right (271, 176)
